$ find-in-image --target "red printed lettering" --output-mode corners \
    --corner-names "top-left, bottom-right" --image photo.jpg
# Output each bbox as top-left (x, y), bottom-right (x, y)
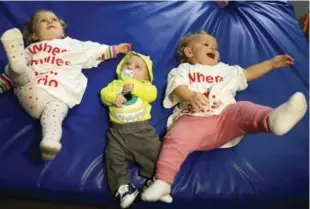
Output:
top-left (28, 43), bottom-right (68, 55)
top-left (48, 80), bottom-right (58, 87)
top-left (188, 72), bottom-right (224, 84)
top-left (205, 76), bottom-right (214, 83)
top-left (189, 73), bottom-right (196, 84)
top-left (197, 72), bottom-right (204, 82)
top-left (27, 43), bottom-right (71, 67)
top-left (52, 47), bottom-right (60, 55)
top-left (28, 44), bottom-right (43, 54)
top-left (215, 76), bottom-right (223, 82)
top-left (37, 75), bottom-right (48, 86)
top-left (51, 56), bottom-right (56, 64)
top-left (27, 56), bottom-right (72, 67)
top-left (44, 56), bottom-right (51, 63)
top-left (43, 43), bottom-right (53, 53)
top-left (56, 58), bottom-right (64, 66)
top-left (36, 73), bottom-right (59, 88)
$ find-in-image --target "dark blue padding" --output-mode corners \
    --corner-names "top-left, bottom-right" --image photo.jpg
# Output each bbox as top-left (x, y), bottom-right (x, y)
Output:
top-left (0, 1), bottom-right (308, 209)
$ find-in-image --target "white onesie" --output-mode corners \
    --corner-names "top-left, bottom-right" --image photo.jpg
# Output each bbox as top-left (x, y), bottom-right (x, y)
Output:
top-left (24, 37), bottom-right (117, 108)
top-left (163, 62), bottom-right (248, 148)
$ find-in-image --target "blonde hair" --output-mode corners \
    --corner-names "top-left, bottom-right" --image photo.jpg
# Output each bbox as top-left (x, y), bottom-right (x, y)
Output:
top-left (22, 9), bottom-right (67, 45)
top-left (177, 30), bottom-right (209, 63)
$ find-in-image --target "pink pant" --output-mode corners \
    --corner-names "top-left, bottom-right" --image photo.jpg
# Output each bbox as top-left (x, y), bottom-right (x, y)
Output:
top-left (156, 101), bottom-right (272, 184)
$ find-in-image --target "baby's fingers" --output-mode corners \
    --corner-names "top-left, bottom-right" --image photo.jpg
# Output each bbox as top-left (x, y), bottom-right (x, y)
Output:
top-left (191, 102), bottom-right (199, 110)
top-left (121, 98), bottom-right (127, 103)
top-left (195, 101), bottom-right (206, 110)
top-left (199, 97), bottom-right (209, 106)
top-left (115, 98), bottom-right (124, 107)
top-left (284, 54), bottom-right (294, 62)
top-left (115, 102), bottom-right (122, 108)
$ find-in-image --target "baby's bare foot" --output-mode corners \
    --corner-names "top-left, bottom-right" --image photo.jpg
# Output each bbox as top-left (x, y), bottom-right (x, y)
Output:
top-left (1, 28), bottom-right (27, 74)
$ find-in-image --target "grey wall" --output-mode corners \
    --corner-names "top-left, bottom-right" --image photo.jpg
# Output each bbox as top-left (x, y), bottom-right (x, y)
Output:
top-left (291, 1), bottom-right (309, 18)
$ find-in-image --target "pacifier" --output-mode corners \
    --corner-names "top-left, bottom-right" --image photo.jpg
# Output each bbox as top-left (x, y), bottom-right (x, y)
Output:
top-left (121, 68), bottom-right (137, 106)
top-left (121, 68), bottom-right (135, 79)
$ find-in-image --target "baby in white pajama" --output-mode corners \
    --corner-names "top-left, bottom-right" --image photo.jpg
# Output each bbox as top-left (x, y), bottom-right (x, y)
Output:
top-left (1, 9), bottom-right (131, 160)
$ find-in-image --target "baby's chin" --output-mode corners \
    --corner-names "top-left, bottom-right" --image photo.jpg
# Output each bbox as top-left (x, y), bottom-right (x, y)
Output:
top-left (200, 59), bottom-right (219, 66)
top-left (208, 61), bottom-right (219, 66)
top-left (42, 31), bottom-right (64, 40)
top-left (132, 76), bottom-right (149, 81)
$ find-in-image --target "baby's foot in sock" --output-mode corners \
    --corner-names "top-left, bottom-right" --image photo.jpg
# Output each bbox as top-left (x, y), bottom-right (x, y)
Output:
top-left (143, 179), bottom-right (173, 203)
top-left (1, 28), bottom-right (27, 74)
top-left (141, 179), bottom-right (171, 202)
top-left (40, 139), bottom-right (62, 160)
top-left (269, 92), bottom-right (307, 136)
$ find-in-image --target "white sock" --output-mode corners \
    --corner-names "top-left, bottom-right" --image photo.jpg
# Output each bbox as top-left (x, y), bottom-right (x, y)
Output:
top-left (141, 179), bottom-right (171, 202)
top-left (144, 179), bottom-right (173, 203)
top-left (1, 28), bottom-right (27, 74)
top-left (159, 194), bottom-right (173, 204)
top-left (40, 100), bottom-right (68, 160)
top-left (269, 92), bottom-right (307, 136)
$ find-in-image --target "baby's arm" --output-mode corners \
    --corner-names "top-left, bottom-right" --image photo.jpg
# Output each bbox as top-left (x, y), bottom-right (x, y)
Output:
top-left (174, 85), bottom-right (209, 110)
top-left (100, 80), bottom-right (122, 106)
top-left (0, 65), bottom-right (13, 94)
top-left (96, 43), bottom-right (131, 62)
top-left (174, 85), bottom-right (195, 102)
top-left (244, 54), bottom-right (294, 82)
top-left (163, 64), bottom-right (208, 109)
top-left (68, 38), bottom-right (130, 69)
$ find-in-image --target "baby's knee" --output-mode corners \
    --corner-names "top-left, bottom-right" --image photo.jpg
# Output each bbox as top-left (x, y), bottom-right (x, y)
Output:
top-left (18, 99), bottom-right (45, 119)
top-left (235, 101), bottom-right (254, 107)
top-left (164, 128), bottom-right (191, 144)
top-left (16, 88), bottom-right (54, 119)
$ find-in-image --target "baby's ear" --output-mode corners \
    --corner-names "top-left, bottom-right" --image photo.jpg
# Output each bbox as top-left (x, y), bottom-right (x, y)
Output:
top-left (31, 33), bottom-right (39, 41)
top-left (59, 19), bottom-right (67, 29)
top-left (183, 46), bottom-right (193, 58)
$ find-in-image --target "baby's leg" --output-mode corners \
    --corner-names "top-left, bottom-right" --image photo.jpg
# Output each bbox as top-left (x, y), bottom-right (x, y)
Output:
top-left (14, 85), bottom-right (52, 119)
top-left (1, 28), bottom-right (28, 75)
top-left (200, 92), bottom-right (307, 149)
top-left (40, 100), bottom-right (68, 160)
top-left (223, 93), bottom-right (307, 138)
top-left (141, 115), bottom-right (217, 202)
top-left (198, 101), bottom-right (272, 150)
top-left (2, 31), bottom-right (35, 89)
top-left (6, 64), bottom-right (35, 87)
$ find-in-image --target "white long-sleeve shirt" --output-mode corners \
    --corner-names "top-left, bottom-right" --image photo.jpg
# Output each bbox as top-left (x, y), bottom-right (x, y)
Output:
top-left (24, 37), bottom-right (117, 108)
top-left (163, 62), bottom-right (248, 148)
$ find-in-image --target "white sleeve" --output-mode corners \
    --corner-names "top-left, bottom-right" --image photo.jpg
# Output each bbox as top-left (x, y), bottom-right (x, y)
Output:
top-left (163, 63), bottom-right (189, 109)
top-left (225, 64), bottom-right (248, 91)
top-left (67, 37), bottom-right (117, 69)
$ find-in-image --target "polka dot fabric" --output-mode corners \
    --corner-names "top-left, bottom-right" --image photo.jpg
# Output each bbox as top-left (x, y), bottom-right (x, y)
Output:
top-left (41, 100), bottom-right (68, 143)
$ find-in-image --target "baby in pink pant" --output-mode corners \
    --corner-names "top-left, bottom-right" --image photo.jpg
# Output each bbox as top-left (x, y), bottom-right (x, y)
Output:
top-left (141, 30), bottom-right (307, 202)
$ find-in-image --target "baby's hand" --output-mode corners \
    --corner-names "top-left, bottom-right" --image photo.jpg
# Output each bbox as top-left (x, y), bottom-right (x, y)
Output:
top-left (189, 92), bottom-right (209, 110)
top-left (271, 54), bottom-right (294, 69)
top-left (122, 84), bottom-right (134, 93)
top-left (114, 94), bottom-right (127, 108)
top-left (116, 43), bottom-right (131, 54)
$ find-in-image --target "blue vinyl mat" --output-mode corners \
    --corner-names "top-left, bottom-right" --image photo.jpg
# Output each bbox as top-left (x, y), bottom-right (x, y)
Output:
top-left (0, 1), bottom-right (308, 209)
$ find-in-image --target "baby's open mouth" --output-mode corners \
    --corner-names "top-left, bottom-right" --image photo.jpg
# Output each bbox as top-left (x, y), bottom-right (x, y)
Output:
top-left (206, 52), bottom-right (215, 59)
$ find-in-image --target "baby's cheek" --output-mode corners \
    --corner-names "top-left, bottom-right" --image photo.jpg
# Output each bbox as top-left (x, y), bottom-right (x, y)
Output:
top-left (135, 71), bottom-right (148, 81)
top-left (216, 52), bottom-right (220, 61)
